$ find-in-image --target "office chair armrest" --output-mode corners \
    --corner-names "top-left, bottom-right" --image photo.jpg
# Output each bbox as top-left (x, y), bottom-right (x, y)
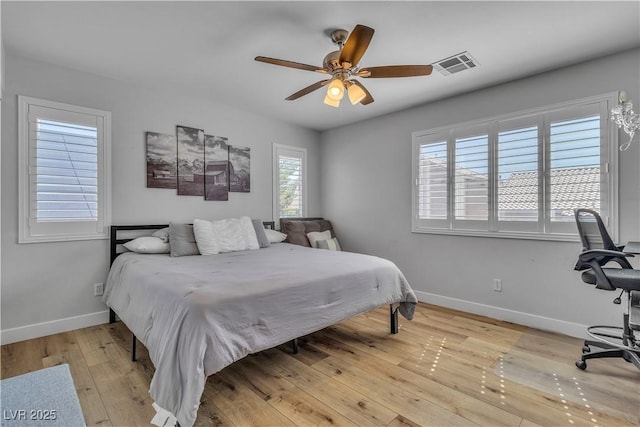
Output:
top-left (578, 249), bottom-right (633, 262)
top-left (574, 249), bottom-right (633, 274)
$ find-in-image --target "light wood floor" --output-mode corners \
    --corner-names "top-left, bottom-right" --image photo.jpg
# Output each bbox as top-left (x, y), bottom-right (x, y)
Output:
top-left (2, 303), bottom-right (639, 426)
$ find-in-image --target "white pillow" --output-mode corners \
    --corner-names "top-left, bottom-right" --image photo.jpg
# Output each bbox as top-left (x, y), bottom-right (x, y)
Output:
top-left (307, 230), bottom-right (332, 248)
top-left (123, 236), bottom-right (170, 254)
top-left (151, 227), bottom-right (170, 242)
top-left (193, 219), bottom-right (220, 255)
top-left (316, 237), bottom-right (342, 251)
top-left (239, 216), bottom-right (260, 250)
top-left (264, 228), bottom-right (287, 243)
top-left (193, 217), bottom-right (259, 255)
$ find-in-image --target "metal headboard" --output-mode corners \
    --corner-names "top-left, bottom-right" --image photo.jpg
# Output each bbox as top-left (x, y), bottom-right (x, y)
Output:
top-left (110, 221), bottom-right (276, 265)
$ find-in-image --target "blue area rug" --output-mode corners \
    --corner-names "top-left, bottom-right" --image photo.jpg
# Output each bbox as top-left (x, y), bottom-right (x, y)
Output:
top-left (0, 364), bottom-right (85, 426)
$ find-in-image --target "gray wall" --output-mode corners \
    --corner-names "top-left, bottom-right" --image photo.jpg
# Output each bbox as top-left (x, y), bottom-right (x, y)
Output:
top-left (320, 48), bottom-right (640, 336)
top-left (1, 51), bottom-right (321, 342)
top-left (2, 47), bottom-right (638, 343)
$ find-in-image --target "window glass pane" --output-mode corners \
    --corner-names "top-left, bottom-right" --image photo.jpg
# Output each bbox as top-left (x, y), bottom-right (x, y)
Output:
top-left (36, 119), bottom-right (98, 221)
top-left (418, 141), bottom-right (447, 219)
top-left (454, 135), bottom-right (488, 220)
top-left (278, 155), bottom-right (303, 218)
top-left (549, 116), bottom-right (600, 222)
top-left (498, 126), bottom-right (538, 221)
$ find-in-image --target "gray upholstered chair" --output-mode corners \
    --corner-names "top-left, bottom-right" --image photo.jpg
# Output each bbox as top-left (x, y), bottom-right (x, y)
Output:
top-left (573, 208), bottom-right (640, 370)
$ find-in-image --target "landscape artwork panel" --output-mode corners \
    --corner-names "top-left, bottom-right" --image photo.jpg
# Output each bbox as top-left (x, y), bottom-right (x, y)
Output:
top-left (204, 135), bottom-right (229, 201)
top-left (146, 132), bottom-right (177, 189)
top-left (176, 125), bottom-right (205, 196)
top-left (229, 145), bottom-right (250, 192)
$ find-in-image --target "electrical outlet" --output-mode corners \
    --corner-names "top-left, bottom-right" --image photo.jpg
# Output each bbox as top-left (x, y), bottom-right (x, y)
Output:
top-left (94, 283), bottom-right (104, 296)
top-left (493, 279), bottom-right (502, 292)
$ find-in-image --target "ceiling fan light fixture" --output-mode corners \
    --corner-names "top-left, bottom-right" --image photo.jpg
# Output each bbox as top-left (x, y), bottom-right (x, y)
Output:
top-left (326, 78), bottom-right (344, 100)
top-left (256, 24), bottom-right (432, 108)
top-left (323, 94), bottom-right (341, 107)
top-left (347, 82), bottom-right (367, 105)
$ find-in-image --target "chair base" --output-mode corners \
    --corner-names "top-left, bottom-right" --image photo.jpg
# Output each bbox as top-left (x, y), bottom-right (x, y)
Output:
top-left (576, 326), bottom-right (640, 370)
top-left (576, 344), bottom-right (640, 370)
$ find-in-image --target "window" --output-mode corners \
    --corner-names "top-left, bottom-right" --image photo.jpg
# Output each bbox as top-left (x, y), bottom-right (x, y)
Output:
top-left (273, 144), bottom-right (306, 222)
top-left (412, 94), bottom-right (618, 241)
top-left (19, 96), bottom-right (111, 243)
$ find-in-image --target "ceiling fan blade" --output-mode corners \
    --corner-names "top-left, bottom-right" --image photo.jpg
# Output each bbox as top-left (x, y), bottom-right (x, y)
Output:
top-left (339, 24), bottom-right (375, 67)
top-left (352, 80), bottom-right (374, 105)
top-left (361, 65), bottom-right (433, 78)
top-left (255, 56), bottom-right (326, 73)
top-left (285, 80), bottom-right (330, 100)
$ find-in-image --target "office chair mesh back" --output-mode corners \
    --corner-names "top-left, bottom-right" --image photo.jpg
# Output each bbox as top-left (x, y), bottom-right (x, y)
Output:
top-left (574, 209), bottom-right (631, 273)
top-left (574, 208), bottom-right (615, 251)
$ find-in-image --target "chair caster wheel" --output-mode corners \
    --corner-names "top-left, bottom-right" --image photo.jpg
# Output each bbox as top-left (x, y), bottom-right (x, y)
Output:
top-left (582, 345), bottom-right (590, 353)
top-left (575, 360), bottom-right (587, 370)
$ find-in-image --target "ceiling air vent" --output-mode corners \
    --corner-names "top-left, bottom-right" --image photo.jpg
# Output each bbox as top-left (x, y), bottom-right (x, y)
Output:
top-left (433, 51), bottom-right (479, 76)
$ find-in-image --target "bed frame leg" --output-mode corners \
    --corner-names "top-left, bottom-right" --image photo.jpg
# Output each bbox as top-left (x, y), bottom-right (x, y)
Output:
top-left (132, 335), bottom-right (137, 362)
top-left (109, 308), bottom-right (116, 324)
top-left (390, 305), bottom-right (399, 334)
top-left (291, 338), bottom-right (299, 354)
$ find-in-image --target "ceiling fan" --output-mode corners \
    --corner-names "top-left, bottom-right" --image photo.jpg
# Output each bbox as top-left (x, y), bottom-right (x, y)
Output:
top-left (255, 24), bottom-right (433, 107)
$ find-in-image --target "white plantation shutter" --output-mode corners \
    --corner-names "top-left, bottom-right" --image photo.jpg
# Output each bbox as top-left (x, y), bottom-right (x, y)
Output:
top-left (35, 119), bottom-right (98, 220)
top-left (548, 115), bottom-right (601, 220)
top-left (278, 155), bottom-right (303, 217)
top-left (413, 131), bottom-right (450, 230)
top-left (417, 141), bottom-right (448, 220)
top-left (273, 144), bottom-right (306, 222)
top-left (497, 126), bottom-right (538, 220)
top-left (453, 133), bottom-right (488, 225)
top-left (412, 93), bottom-right (617, 241)
top-left (19, 96), bottom-right (111, 243)
top-left (546, 104), bottom-right (606, 235)
top-left (496, 120), bottom-right (540, 233)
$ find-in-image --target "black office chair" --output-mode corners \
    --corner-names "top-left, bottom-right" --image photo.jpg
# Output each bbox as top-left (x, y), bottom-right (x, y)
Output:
top-left (573, 208), bottom-right (640, 370)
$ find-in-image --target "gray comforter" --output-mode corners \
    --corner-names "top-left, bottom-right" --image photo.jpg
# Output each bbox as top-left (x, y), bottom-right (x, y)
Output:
top-left (103, 243), bottom-right (417, 427)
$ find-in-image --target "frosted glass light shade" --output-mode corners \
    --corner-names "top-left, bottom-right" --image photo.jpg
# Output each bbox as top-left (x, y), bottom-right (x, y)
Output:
top-left (347, 83), bottom-right (367, 105)
top-left (326, 79), bottom-right (344, 100)
top-left (323, 94), bottom-right (340, 107)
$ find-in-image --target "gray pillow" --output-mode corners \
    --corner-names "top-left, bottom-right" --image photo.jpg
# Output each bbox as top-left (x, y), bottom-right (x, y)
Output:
top-left (252, 219), bottom-right (271, 248)
top-left (169, 222), bottom-right (200, 257)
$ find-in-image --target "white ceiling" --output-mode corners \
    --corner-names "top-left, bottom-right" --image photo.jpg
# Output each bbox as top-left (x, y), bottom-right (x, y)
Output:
top-left (3, 1), bottom-right (639, 131)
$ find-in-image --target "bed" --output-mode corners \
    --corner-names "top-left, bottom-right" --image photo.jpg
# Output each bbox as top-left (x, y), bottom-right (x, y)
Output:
top-left (103, 220), bottom-right (417, 427)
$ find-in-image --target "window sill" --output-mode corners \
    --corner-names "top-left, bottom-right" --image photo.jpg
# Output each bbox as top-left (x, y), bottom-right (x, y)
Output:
top-left (411, 227), bottom-right (580, 243)
top-left (18, 233), bottom-right (109, 244)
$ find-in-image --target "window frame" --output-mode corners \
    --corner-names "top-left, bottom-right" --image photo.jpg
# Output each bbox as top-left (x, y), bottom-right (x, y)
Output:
top-left (411, 93), bottom-right (619, 242)
top-left (18, 95), bottom-right (111, 243)
top-left (272, 143), bottom-right (307, 224)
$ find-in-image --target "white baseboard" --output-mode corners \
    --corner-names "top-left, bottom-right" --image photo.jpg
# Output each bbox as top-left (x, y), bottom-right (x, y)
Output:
top-left (415, 291), bottom-right (588, 339)
top-left (1, 311), bottom-right (110, 345)
top-left (1, 295), bottom-right (589, 345)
